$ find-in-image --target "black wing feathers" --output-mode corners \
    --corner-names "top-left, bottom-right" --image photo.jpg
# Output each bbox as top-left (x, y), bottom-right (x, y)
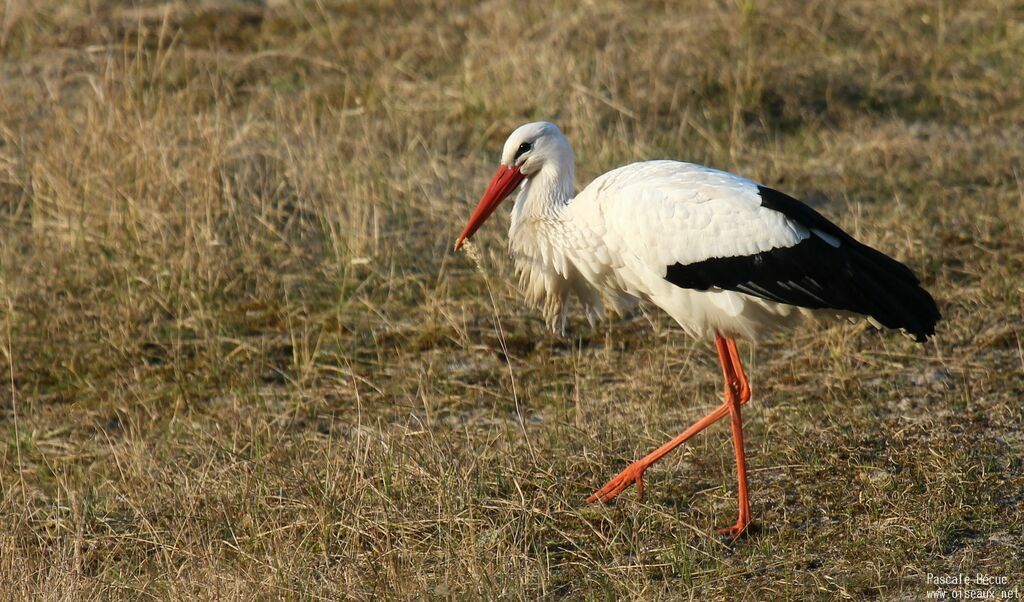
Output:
top-left (664, 186), bottom-right (940, 342)
top-left (757, 186), bottom-right (919, 282)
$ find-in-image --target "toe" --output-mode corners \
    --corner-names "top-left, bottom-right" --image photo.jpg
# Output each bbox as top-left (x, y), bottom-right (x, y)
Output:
top-left (715, 523), bottom-right (749, 539)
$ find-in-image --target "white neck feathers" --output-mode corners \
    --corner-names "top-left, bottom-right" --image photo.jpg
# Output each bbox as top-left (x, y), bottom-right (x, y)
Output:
top-left (507, 153), bottom-right (583, 332)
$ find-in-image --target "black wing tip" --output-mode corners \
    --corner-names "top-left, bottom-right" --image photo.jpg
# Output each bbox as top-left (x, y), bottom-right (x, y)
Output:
top-left (860, 264), bottom-right (941, 344)
top-left (906, 294), bottom-right (942, 344)
top-left (909, 323), bottom-right (937, 344)
top-left (857, 250), bottom-right (941, 343)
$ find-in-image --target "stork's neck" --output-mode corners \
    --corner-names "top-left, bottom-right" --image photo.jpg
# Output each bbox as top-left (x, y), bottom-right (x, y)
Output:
top-left (507, 155), bottom-right (581, 332)
top-left (510, 155), bottom-right (575, 228)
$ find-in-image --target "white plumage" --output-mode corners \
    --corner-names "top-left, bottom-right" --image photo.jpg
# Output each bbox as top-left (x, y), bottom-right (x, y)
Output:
top-left (455, 120), bottom-right (939, 537)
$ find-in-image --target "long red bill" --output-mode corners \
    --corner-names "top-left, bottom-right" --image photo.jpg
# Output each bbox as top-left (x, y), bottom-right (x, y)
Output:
top-left (454, 164), bottom-right (525, 251)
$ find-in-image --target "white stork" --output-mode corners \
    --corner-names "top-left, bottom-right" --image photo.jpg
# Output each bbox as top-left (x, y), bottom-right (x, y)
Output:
top-left (455, 121), bottom-right (940, 537)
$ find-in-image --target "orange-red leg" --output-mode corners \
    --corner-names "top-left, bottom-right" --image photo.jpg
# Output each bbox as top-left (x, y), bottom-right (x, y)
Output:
top-left (587, 335), bottom-right (753, 538)
top-left (715, 337), bottom-right (751, 537)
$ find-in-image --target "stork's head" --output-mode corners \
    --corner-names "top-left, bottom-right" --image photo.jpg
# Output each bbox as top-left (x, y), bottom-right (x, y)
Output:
top-left (455, 121), bottom-right (573, 250)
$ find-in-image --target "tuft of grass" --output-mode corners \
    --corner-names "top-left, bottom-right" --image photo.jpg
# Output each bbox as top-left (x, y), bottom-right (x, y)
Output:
top-left (1, 0), bottom-right (1022, 599)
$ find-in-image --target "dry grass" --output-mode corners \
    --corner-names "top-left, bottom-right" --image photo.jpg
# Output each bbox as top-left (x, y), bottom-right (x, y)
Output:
top-left (1, 0), bottom-right (1022, 599)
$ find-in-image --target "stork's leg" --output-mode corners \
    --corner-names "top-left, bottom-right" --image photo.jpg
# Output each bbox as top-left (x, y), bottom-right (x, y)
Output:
top-left (585, 399), bottom-right (732, 504)
top-left (715, 336), bottom-right (752, 538)
top-left (586, 335), bottom-right (752, 514)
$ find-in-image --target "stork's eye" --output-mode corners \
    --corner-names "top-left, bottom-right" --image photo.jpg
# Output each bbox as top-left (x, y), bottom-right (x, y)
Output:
top-left (514, 142), bottom-right (532, 161)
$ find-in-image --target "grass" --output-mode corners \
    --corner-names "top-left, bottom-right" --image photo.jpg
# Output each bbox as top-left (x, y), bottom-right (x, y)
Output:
top-left (1, 0), bottom-right (1022, 599)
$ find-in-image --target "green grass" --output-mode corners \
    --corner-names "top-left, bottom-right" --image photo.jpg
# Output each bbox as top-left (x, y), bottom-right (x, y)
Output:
top-left (1, 0), bottom-right (1022, 599)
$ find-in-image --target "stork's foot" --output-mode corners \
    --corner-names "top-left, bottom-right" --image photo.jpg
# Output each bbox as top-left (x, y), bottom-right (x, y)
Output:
top-left (586, 460), bottom-right (650, 503)
top-left (715, 519), bottom-right (751, 539)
